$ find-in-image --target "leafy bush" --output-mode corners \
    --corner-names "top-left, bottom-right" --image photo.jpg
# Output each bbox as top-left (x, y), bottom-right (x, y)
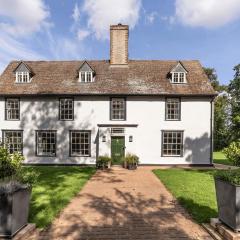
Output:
top-left (0, 144), bottom-right (38, 186)
top-left (124, 153), bottom-right (139, 165)
top-left (223, 141), bottom-right (240, 166)
top-left (96, 155), bottom-right (111, 169)
top-left (214, 169), bottom-right (240, 185)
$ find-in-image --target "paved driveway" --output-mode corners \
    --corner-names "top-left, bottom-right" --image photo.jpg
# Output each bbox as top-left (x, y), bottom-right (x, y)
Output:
top-left (39, 166), bottom-right (211, 240)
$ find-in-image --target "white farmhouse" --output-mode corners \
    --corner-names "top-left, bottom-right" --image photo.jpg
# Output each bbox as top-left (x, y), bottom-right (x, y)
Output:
top-left (0, 24), bottom-right (216, 165)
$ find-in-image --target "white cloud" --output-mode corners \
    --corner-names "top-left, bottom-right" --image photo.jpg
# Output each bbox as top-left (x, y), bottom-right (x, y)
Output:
top-left (82, 0), bottom-right (142, 40)
top-left (0, 0), bottom-right (50, 36)
top-left (146, 12), bottom-right (158, 24)
top-left (77, 29), bottom-right (90, 41)
top-left (175, 0), bottom-right (240, 28)
top-left (72, 3), bottom-right (80, 23)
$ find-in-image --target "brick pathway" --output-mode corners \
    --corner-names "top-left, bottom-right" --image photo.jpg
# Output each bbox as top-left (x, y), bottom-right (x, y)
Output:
top-left (39, 166), bottom-right (212, 240)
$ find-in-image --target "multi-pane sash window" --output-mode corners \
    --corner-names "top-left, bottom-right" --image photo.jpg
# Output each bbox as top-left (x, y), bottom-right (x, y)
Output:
top-left (80, 71), bottom-right (93, 82)
top-left (110, 98), bottom-right (126, 120)
top-left (5, 98), bottom-right (20, 120)
top-left (3, 130), bottom-right (23, 154)
top-left (162, 131), bottom-right (183, 157)
top-left (59, 98), bottom-right (74, 120)
top-left (172, 72), bottom-right (185, 83)
top-left (166, 98), bottom-right (181, 120)
top-left (16, 72), bottom-right (30, 83)
top-left (70, 131), bottom-right (91, 156)
top-left (36, 131), bottom-right (56, 156)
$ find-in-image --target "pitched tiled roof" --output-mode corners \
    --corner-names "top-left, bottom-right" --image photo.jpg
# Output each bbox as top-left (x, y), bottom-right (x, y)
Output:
top-left (0, 60), bottom-right (216, 96)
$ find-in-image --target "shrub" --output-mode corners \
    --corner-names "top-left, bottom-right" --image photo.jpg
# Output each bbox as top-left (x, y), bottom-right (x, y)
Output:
top-left (96, 155), bottom-right (111, 169)
top-left (223, 141), bottom-right (240, 166)
top-left (0, 144), bottom-right (38, 186)
top-left (124, 153), bottom-right (139, 165)
top-left (214, 169), bottom-right (240, 185)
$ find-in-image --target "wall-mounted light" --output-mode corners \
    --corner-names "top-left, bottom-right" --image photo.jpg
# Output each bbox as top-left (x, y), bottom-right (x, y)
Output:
top-left (129, 136), bottom-right (133, 142)
top-left (102, 135), bottom-right (106, 142)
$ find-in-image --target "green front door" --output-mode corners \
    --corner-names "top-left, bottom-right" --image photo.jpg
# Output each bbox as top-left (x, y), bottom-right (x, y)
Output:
top-left (111, 136), bottom-right (125, 164)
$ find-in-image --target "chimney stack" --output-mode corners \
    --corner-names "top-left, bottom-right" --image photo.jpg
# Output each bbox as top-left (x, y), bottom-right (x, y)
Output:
top-left (110, 24), bottom-right (129, 65)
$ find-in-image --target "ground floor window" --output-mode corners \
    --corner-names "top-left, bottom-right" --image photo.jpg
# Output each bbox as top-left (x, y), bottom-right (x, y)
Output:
top-left (162, 131), bottom-right (183, 157)
top-left (36, 130), bottom-right (57, 156)
top-left (2, 130), bottom-right (23, 154)
top-left (70, 130), bottom-right (91, 156)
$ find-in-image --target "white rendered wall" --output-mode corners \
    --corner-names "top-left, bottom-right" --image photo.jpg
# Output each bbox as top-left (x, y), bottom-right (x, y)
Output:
top-left (0, 96), bottom-right (212, 165)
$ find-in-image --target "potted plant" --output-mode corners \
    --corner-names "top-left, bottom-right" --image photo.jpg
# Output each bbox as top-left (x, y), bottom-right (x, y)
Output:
top-left (96, 155), bottom-right (112, 170)
top-left (0, 144), bottom-right (37, 238)
top-left (124, 153), bottom-right (139, 170)
top-left (214, 168), bottom-right (240, 231)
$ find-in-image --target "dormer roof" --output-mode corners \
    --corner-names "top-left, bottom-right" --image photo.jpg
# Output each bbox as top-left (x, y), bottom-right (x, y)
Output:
top-left (78, 61), bottom-right (95, 72)
top-left (170, 61), bottom-right (188, 73)
top-left (13, 61), bottom-right (33, 74)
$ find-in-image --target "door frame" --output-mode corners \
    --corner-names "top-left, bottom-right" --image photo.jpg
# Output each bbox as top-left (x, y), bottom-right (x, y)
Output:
top-left (111, 136), bottom-right (125, 165)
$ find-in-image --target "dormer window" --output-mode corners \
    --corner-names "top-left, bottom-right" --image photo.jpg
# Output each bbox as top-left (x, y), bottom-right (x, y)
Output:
top-left (13, 61), bottom-right (32, 83)
top-left (172, 72), bottom-right (186, 83)
top-left (170, 62), bottom-right (187, 84)
top-left (16, 71), bottom-right (30, 83)
top-left (78, 61), bottom-right (95, 83)
top-left (80, 71), bottom-right (93, 82)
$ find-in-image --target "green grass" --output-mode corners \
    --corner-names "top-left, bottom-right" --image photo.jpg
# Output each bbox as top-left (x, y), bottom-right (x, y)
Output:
top-left (28, 166), bottom-right (96, 229)
top-left (213, 151), bottom-right (232, 165)
top-left (153, 168), bottom-right (219, 223)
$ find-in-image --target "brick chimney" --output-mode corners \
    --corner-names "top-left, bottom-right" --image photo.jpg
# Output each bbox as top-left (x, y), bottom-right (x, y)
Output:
top-left (110, 24), bottom-right (129, 65)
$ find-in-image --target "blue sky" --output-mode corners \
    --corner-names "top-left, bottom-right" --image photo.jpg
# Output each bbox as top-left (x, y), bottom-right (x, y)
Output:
top-left (0, 0), bottom-right (240, 84)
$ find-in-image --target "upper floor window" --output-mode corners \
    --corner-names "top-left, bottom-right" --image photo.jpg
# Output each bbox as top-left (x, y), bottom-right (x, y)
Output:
top-left (170, 62), bottom-right (187, 84)
top-left (80, 71), bottom-right (93, 82)
top-left (36, 130), bottom-right (57, 157)
top-left (166, 98), bottom-right (181, 121)
top-left (5, 98), bottom-right (20, 120)
top-left (3, 130), bottom-right (23, 154)
top-left (110, 98), bottom-right (126, 120)
top-left (16, 72), bottom-right (30, 83)
top-left (59, 98), bottom-right (74, 120)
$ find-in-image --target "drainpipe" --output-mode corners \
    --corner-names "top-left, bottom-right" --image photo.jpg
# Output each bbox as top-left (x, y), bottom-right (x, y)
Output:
top-left (210, 97), bottom-right (215, 165)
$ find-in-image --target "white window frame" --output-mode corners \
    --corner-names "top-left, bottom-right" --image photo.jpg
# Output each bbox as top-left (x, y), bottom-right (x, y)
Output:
top-left (171, 72), bottom-right (186, 83)
top-left (166, 98), bottom-right (181, 121)
top-left (16, 72), bottom-right (30, 83)
top-left (3, 130), bottom-right (23, 154)
top-left (5, 98), bottom-right (20, 120)
top-left (110, 98), bottom-right (126, 121)
top-left (36, 130), bottom-right (57, 157)
top-left (162, 131), bottom-right (184, 157)
top-left (69, 130), bottom-right (91, 157)
top-left (79, 71), bottom-right (93, 82)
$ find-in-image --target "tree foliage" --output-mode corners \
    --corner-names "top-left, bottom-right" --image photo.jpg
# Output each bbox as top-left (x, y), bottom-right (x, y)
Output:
top-left (228, 64), bottom-right (240, 142)
top-left (204, 67), bottom-right (230, 150)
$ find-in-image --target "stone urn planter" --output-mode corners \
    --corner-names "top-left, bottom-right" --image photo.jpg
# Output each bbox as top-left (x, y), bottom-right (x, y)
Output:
top-left (215, 178), bottom-right (240, 232)
top-left (0, 183), bottom-right (31, 238)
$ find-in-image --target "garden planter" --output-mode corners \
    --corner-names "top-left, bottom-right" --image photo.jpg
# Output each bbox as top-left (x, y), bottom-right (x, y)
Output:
top-left (127, 164), bottom-right (137, 170)
top-left (0, 184), bottom-right (31, 238)
top-left (215, 178), bottom-right (240, 231)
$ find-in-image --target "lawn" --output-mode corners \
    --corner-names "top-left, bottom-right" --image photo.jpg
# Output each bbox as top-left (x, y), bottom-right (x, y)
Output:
top-left (153, 168), bottom-right (219, 223)
top-left (213, 151), bottom-right (232, 165)
top-left (28, 166), bottom-right (96, 229)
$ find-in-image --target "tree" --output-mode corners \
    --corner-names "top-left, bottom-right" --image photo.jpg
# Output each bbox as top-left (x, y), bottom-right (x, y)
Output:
top-left (228, 64), bottom-right (240, 142)
top-left (203, 67), bottom-right (227, 92)
top-left (204, 67), bottom-right (230, 150)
